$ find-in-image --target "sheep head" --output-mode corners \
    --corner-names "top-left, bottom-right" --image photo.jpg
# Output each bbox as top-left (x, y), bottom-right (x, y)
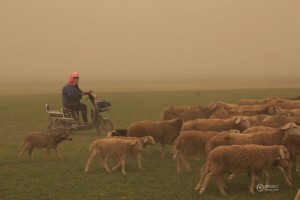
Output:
top-left (279, 146), bottom-right (290, 160)
top-left (281, 123), bottom-right (300, 137)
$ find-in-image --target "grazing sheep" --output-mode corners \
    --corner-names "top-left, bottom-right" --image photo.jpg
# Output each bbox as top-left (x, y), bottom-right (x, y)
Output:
top-left (84, 138), bottom-right (143, 174)
top-left (18, 129), bottom-right (72, 161)
top-left (181, 116), bottom-right (250, 132)
top-left (206, 122), bottom-right (300, 180)
top-left (127, 118), bottom-right (183, 158)
top-left (106, 129), bottom-right (128, 137)
top-left (195, 145), bottom-right (290, 196)
top-left (161, 104), bottom-right (225, 121)
top-left (173, 130), bottom-right (239, 173)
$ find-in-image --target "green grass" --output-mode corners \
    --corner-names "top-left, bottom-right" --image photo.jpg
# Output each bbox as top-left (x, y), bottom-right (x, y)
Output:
top-left (0, 88), bottom-right (299, 200)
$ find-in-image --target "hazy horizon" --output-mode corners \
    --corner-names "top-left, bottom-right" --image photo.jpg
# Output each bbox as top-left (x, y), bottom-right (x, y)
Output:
top-left (1, 0), bottom-right (300, 83)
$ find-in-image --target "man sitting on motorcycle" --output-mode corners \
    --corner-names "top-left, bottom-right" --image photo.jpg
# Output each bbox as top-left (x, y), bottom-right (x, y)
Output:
top-left (62, 71), bottom-right (91, 125)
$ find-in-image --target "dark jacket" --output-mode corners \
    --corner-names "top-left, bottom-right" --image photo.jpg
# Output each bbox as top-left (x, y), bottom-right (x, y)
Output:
top-left (62, 84), bottom-right (83, 107)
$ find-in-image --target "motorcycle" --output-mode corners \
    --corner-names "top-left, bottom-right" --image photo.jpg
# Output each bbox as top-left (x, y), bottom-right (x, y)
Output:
top-left (45, 91), bottom-right (113, 134)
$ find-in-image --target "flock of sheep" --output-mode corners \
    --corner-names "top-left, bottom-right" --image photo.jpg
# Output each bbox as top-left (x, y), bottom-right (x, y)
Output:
top-left (18, 96), bottom-right (300, 198)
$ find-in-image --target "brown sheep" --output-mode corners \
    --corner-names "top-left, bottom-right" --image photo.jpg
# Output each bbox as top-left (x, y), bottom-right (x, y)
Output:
top-left (243, 126), bottom-right (277, 134)
top-left (232, 104), bottom-right (281, 116)
top-left (205, 122), bottom-right (300, 181)
top-left (181, 116), bottom-right (250, 132)
top-left (173, 130), bottom-right (239, 173)
top-left (254, 115), bottom-right (300, 128)
top-left (84, 138), bottom-right (143, 174)
top-left (195, 145), bottom-right (290, 196)
top-left (268, 99), bottom-right (300, 110)
top-left (161, 104), bottom-right (224, 121)
top-left (127, 118), bottom-right (183, 158)
top-left (237, 97), bottom-right (278, 106)
top-left (18, 129), bottom-right (72, 161)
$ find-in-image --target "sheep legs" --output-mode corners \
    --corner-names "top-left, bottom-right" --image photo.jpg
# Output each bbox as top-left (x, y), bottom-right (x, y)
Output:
top-left (112, 156), bottom-right (126, 174)
top-left (160, 144), bottom-right (166, 159)
top-left (276, 166), bottom-right (293, 187)
top-left (84, 150), bottom-right (98, 172)
top-left (287, 159), bottom-right (293, 180)
top-left (47, 148), bottom-right (63, 160)
top-left (216, 175), bottom-right (227, 196)
top-left (195, 163), bottom-right (208, 191)
top-left (249, 169), bottom-right (256, 194)
top-left (199, 171), bottom-right (213, 194)
top-left (101, 157), bottom-right (111, 173)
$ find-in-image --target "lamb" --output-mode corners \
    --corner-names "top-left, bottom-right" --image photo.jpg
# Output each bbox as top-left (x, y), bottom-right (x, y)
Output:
top-left (173, 130), bottom-right (239, 173)
top-left (18, 129), bottom-right (72, 161)
top-left (181, 116), bottom-right (250, 132)
top-left (195, 144), bottom-right (290, 196)
top-left (205, 122), bottom-right (300, 181)
top-left (127, 118), bottom-right (183, 158)
top-left (109, 136), bottom-right (156, 148)
top-left (106, 129), bottom-right (128, 137)
top-left (84, 138), bottom-right (143, 174)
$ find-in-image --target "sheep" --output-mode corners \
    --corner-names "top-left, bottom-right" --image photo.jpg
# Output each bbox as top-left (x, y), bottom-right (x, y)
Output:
top-left (254, 115), bottom-right (300, 128)
top-left (243, 126), bottom-right (277, 134)
top-left (195, 144), bottom-right (290, 196)
top-left (237, 98), bottom-right (272, 106)
top-left (268, 99), bottom-right (300, 110)
top-left (282, 133), bottom-right (300, 175)
top-left (161, 104), bottom-right (226, 121)
top-left (295, 188), bottom-right (300, 200)
top-left (208, 102), bottom-right (238, 110)
top-left (84, 138), bottom-right (143, 174)
top-left (18, 129), bottom-right (72, 161)
top-left (280, 108), bottom-right (300, 117)
top-left (206, 122), bottom-right (300, 181)
top-left (233, 104), bottom-right (281, 116)
top-left (209, 102), bottom-right (280, 116)
top-left (127, 118), bottom-right (183, 158)
top-left (181, 116), bottom-right (250, 132)
top-left (173, 130), bottom-right (239, 173)
top-left (109, 136), bottom-right (156, 148)
top-left (106, 129), bottom-right (128, 137)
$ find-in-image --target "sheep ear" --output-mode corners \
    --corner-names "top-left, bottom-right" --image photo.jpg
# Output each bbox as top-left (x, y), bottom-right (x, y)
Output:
top-left (235, 117), bottom-right (242, 124)
top-left (279, 148), bottom-right (285, 159)
top-left (210, 103), bottom-right (217, 110)
top-left (144, 138), bottom-right (148, 143)
top-left (281, 123), bottom-right (292, 130)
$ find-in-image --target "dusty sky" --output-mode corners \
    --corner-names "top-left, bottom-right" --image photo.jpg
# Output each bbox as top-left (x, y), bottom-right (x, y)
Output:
top-left (1, 0), bottom-right (300, 82)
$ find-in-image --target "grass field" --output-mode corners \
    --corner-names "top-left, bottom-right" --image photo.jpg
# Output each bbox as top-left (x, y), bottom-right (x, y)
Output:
top-left (1, 88), bottom-right (300, 200)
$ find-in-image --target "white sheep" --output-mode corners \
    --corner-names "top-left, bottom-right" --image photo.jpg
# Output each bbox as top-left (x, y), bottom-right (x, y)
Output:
top-left (84, 138), bottom-right (143, 175)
